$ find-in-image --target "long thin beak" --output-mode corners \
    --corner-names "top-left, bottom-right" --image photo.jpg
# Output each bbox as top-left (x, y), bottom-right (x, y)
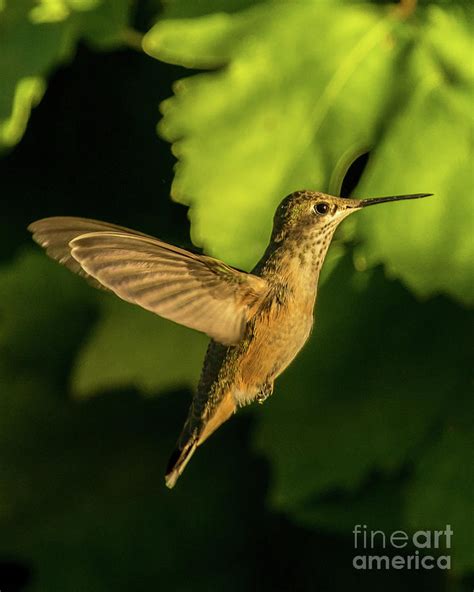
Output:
top-left (358, 193), bottom-right (433, 207)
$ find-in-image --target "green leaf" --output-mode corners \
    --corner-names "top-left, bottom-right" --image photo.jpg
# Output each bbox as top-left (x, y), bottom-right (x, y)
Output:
top-left (144, 2), bottom-right (400, 269)
top-left (253, 255), bottom-right (472, 531)
top-left (0, 0), bottom-right (131, 150)
top-left (354, 5), bottom-right (474, 305)
top-left (144, 1), bottom-right (473, 303)
top-left (72, 295), bottom-right (208, 398)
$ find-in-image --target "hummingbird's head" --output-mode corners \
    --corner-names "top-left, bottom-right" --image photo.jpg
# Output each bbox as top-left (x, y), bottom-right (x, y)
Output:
top-left (271, 190), bottom-right (432, 245)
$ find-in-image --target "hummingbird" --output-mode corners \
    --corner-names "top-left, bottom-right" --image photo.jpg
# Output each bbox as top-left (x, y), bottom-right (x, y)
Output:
top-left (28, 190), bottom-right (431, 488)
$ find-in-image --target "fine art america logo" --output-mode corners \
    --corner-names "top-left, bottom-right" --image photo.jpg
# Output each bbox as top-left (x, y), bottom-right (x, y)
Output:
top-left (353, 525), bottom-right (453, 570)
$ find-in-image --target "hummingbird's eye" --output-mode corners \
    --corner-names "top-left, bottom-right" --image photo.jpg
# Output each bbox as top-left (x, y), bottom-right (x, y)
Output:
top-left (314, 202), bottom-right (329, 216)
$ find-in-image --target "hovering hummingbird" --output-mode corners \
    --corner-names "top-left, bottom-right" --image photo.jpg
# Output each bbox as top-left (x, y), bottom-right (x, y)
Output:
top-left (29, 190), bottom-right (431, 488)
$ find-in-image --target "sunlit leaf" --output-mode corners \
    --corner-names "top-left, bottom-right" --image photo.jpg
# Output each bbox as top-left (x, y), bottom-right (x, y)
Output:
top-left (144, 1), bottom-right (473, 304)
top-left (144, 2), bottom-right (400, 269)
top-left (354, 5), bottom-right (474, 305)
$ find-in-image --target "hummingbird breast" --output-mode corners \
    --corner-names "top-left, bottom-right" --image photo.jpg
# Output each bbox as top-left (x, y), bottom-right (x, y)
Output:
top-left (234, 285), bottom-right (315, 404)
top-left (197, 282), bottom-right (315, 413)
top-left (192, 251), bottom-right (320, 435)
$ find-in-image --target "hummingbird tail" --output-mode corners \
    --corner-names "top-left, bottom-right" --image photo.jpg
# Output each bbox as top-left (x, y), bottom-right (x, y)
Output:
top-left (165, 436), bottom-right (198, 489)
top-left (165, 391), bottom-right (237, 489)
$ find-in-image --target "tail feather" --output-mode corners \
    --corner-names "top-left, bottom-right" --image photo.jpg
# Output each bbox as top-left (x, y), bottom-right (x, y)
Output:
top-left (165, 391), bottom-right (236, 489)
top-left (165, 437), bottom-right (198, 489)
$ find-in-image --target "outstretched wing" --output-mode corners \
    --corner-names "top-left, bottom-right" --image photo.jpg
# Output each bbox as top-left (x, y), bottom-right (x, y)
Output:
top-left (28, 216), bottom-right (153, 291)
top-left (28, 217), bottom-right (268, 345)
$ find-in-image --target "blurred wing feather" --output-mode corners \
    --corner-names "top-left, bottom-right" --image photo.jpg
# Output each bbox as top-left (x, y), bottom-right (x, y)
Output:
top-left (28, 217), bottom-right (152, 291)
top-left (28, 217), bottom-right (268, 345)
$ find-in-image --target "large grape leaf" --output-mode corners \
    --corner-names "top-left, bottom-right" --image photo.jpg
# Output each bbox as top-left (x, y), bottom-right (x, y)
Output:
top-left (252, 253), bottom-right (473, 570)
top-left (143, 1), bottom-right (473, 304)
top-left (0, 0), bottom-right (131, 150)
top-left (144, 1), bottom-right (398, 266)
top-left (354, 5), bottom-right (474, 305)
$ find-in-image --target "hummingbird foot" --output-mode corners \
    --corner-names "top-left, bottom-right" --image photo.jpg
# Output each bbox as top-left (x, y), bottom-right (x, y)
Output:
top-left (256, 382), bottom-right (274, 404)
